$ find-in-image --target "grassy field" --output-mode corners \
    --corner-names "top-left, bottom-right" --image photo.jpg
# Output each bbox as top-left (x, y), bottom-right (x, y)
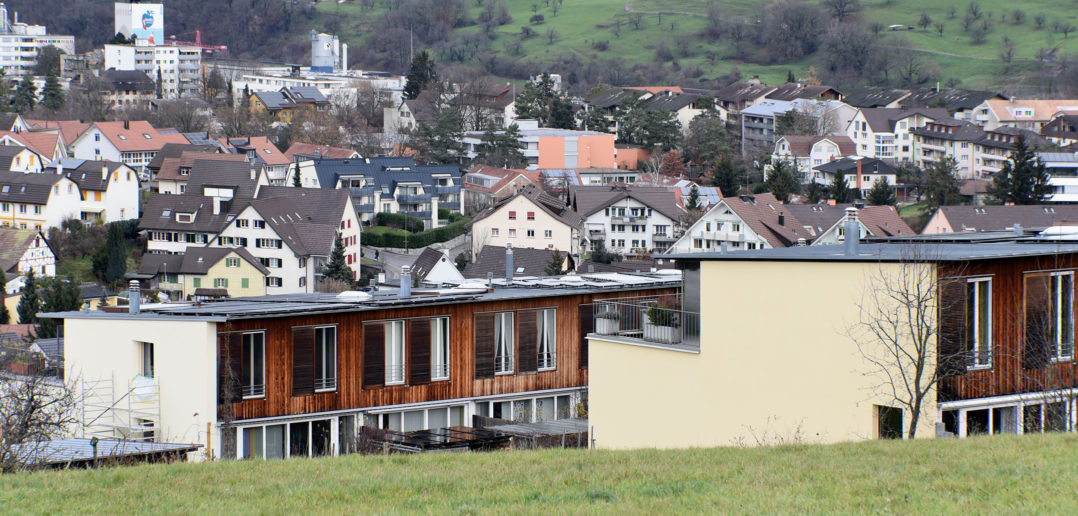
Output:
top-left (315, 0), bottom-right (1078, 90)
top-left (3, 433), bottom-right (1078, 513)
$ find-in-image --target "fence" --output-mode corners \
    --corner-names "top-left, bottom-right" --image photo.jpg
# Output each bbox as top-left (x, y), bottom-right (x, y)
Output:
top-left (588, 295), bottom-right (700, 348)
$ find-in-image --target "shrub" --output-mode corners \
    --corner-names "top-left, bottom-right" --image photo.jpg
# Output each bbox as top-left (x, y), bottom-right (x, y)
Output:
top-left (646, 303), bottom-right (679, 327)
top-left (373, 212), bottom-right (425, 232)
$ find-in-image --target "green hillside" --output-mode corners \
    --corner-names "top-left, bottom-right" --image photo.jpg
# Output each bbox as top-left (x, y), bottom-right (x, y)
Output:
top-left (314, 0), bottom-right (1078, 90)
top-left (3, 433), bottom-right (1078, 513)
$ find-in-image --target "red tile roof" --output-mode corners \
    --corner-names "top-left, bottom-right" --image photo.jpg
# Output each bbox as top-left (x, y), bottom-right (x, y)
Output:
top-left (217, 136), bottom-right (289, 166)
top-left (284, 142), bottom-right (359, 161)
top-left (25, 120), bottom-right (89, 146)
top-left (87, 121), bottom-right (189, 152)
top-left (0, 131), bottom-right (59, 160)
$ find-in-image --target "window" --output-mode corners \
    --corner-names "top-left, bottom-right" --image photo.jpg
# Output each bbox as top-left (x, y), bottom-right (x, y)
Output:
top-left (508, 211), bottom-right (517, 220)
top-left (526, 229), bottom-right (535, 238)
top-left (538, 309), bottom-right (556, 370)
top-left (495, 312), bottom-right (514, 374)
top-left (266, 277), bottom-right (282, 287)
top-left (215, 278), bottom-right (228, 288)
top-left (527, 212), bottom-right (535, 220)
top-left (139, 342), bottom-right (154, 378)
top-left (254, 220), bottom-right (266, 229)
top-left (508, 229), bottom-right (517, 238)
top-left (193, 277), bottom-right (201, 288)
top-left (314, 326), bottom-right (337, 391)
top-left (226, 257), bottom-right (240, 268)
top-left (544, 230), bottom-right (552, 238)
top-left (385, 320), bottom-right (405, 385)
top-left (491, 228), bottom-right (499, 237)
top-left (242, 278), bottom-right (249, 289)
top-left (242, 332), bottom-right (265, 398)
top-left (236, 219), bottom-right (249, 228)
top-left (1024, 271), bottom-right (1075, 366)
top-left (432, 317), bottom-right (450, 380)
top-left (966, 279), bottom-right (991, 368)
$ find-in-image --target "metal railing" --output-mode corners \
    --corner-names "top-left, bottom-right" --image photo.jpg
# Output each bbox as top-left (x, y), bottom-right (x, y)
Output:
top-left (242, 384), bottom-right (265, 398)
top-left (432, 363), bottom-right (450, 380)
top-left (386, 364), bottom-right (405, 384)
top-left (315, 376), bottom-right (337, 391)
top-left (588, 296), bottom-right (700, 348)
top-left (539, 352), bottom-right (556, 370)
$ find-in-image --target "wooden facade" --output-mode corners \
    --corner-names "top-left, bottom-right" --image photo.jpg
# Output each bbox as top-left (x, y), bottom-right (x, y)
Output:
top-left (217, 287), bottom-right (676, 422)
top-left (938, 254), bottom-right (1078, 401)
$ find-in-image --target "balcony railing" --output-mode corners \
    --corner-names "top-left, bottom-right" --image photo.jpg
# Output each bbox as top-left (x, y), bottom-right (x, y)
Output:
top-left (439, 202), bottom-right (461, 211)
top-left (585, 295), bottom-right (700, 349)
top-left (242, 383), bottom-right (265, 398)
top-left (315, 376), bottom-right (337, 391)
top-left (434, 185), bottom-right (461, 195)
top-left (396, 194), bottom-right (432, 203)
top-left (386, 363), bottom-right (405, 384)
top-left (539, 351), bottom-right (556, 370)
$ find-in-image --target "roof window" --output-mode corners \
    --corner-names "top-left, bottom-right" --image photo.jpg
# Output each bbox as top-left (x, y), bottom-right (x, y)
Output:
top-left (118, 135), bottom-right (127, 140)
top-left (144, 133), bottom-right (152, 139)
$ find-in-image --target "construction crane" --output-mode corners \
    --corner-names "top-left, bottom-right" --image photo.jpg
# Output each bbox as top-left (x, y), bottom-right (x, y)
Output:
top-left (162, 30), bottom-right (228, 55)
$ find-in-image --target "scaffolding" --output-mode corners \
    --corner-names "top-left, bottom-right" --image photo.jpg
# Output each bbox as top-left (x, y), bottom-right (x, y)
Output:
top-left (80, 373), bottom-right (161, 442)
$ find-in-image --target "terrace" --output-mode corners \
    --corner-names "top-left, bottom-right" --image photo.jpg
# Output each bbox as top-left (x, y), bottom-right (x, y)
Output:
top-left (584, 294), bottom-right (700, 351)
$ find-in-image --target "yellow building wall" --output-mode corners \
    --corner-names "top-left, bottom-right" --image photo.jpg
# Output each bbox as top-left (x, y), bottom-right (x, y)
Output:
top-left (182, 253), bottom-right (267, 299)
top-left (589, 260), bottom-right (938, 449)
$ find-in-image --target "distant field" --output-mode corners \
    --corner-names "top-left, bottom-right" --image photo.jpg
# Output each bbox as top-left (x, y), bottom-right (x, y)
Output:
top-left (3, 433), bottom-right (1078, 513)
top-left (315, 0), bottom-right (1078, 90)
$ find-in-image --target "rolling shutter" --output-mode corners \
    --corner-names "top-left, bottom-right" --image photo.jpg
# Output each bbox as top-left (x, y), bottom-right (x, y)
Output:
top-left (291, 327), bottom-right (315, 396)
top-left (1024, 274), bottom-right (1052, 370)
top-left (363, 323), bottom-right (385, 387)
top-left (409, 319), bottom-right (431, 384)
top-left (217, 332), bottom-right (243, 405)
top-left (937, 279), bottom-right (967, 376)
top-left (579, 304), bottom-right (594, 369)
top-left (517, 310), bottom-right (538, 373)
top-left (475, 313), bottom-right (496, 379)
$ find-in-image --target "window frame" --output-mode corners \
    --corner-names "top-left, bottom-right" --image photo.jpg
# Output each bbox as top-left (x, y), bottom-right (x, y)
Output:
top-left (242, 331), bottom-right (266, 399)
top-left (385, 320), bottom-right (406, 386)
top-left (495, 312), bottom-right (515, 375)
top-left (313, 326), bottom-right (337, 392)
top-left (966, 277), bottom-right (992, 370)
top-left (1050, 271), bottom-right (1075, 362)
top-left (538, 308), bottom-right (556, 371)
top-left (139, 341), bottom-right (154, 378)
top-left (432, 316), bottom-right (450, 381)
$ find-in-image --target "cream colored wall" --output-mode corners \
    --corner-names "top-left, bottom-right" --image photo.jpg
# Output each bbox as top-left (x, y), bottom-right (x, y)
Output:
top-left (64, 317), bottom-right (219, 460)
top-left (589, 260), bottom-right (938, 449)
top-left (921, 210), bottom-right (951, 234)
top-left (182, 253), bottom-right (267, 299)
top-left (471, 195), bottom-right (576, 257)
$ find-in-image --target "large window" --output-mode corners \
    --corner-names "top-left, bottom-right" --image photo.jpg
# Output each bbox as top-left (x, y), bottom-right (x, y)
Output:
top-left (538, 308), bottom-right (556, 370)
top-left (242, 332), bottom-right (265, 398)
top-left (1025, 271), bottom-right (1075, 366)
top-left (314, 326), bottom-right (337, 391)
top-left (966, 278), bottom-right (991, 369)
top-left (432, 317), bottom-right (450, 381)
top-left (385, 320), bottom-right (406, 385)
top-left (495, 312), bottom-right (514, 374)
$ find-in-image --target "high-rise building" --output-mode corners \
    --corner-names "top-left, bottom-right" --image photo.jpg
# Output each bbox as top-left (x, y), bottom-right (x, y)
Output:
top-left (104, 43), bottom-right (202, 99)
top-left (0, 3), bottom-right (75, 76)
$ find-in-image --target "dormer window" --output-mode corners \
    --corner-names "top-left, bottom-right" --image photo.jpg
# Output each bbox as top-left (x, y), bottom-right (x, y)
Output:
top-left (176, 213), bottom-right (194, 223)
top-left (162, 209), bottom-right (171, 217)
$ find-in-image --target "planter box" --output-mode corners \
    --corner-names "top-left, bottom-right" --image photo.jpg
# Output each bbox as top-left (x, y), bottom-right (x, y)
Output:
top-left (643, 321), bottom-right (679, 344)
top-left (596, 318), bottom-right (620, 335)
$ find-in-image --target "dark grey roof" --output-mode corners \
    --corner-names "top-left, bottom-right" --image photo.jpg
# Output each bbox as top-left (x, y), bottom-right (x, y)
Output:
top-left (669, 242), bottom-right (1078, 262)
top-left (765, 83), bottom-right (841, 101)
top-left (641, 93), bottom-right (699, 112)
top-left (284, 86), bottom-right (329, 105)
top-left (411, 247), bottom-right (448, 281)
top-left (860, 107), bottom-right (951, 133)
top-left (139, 194), bottom-right (245, 233)
top-left (713, 82), bottom-right (778, 104)
top-left (147, 143), bottom-right (221, 170)
top-left (0, 113), bottom-right (19, 131)
top-left (585, 87), bottom-right (645, 109)
top-left (813, 158), bottom-right (896, 176)
top-left (934, 205), bottom-right (1078, 232)
top-left (34, 337), bottom-right (62, 363)
top-left (78, 283), bottom-right (108, 300)
top-left (248, 196), bottom-right (335, 257)
top-left (473, 183), bottom-right (583, 228)
top-left (99, 69), bottom-right (155, 94)
top-left (256, 186), bottom-right (350, 226)
top-left (841, 88), bottom-right (911, 108)
top-left (137, 253), bottom-right (184, 275)
top-left (47, 160), bottom-right (130, 191)
top-left (910, 119), bottom-right (986, 142)
top-left (307, 156), bottom-right (460, 200)
top-left (12, 438), bottom-right (200, 467)
top-left (900, 89), bottom-right (1005, 111)
top-left (0, 144), bottom-right (27, 170)
top-left (464, 245), bottom-right (563, 279)
top-left (186, 159), bottom-right (262, 199)
top-left (0, 228), bottom-right (44, 274)
top-left (252, 90), bottom-right (295, 111)
top-left (569, 185), bottom-right (682, 222)
top-left (0, 171), bottom-right (62, 204)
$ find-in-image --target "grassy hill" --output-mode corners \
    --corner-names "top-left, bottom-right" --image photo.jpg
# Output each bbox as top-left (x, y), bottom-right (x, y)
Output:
top-left (313, 0), bottom-right (1078, 90)
top-left (3, 433), bottom-right (1078, 513)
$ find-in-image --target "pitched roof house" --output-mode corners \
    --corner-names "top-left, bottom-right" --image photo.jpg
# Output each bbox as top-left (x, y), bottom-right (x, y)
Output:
top-left (0, 171), bottom-right (82, 231)
top-left (46, 159), bottom-right (141, 223)
top-left (771, 135), bottom-right (857, 177)
top-left (69, 120), bottom-right (189, 171)
top-left (462, 165), bottom-right (539, 212)
top-left (464, 244), bottom-right (566, 278)
top-left (409, 247), bottom-right (466, 286)
top-left (922, 205), bottom-right (1078, 234)
top-left (974, 98), bottom-right (1078, 131)
top-left (811, 157), bottom-right (898, 197)
top-left (472, 184), bottom-right (583, 257)
top-left (0, 228), bottom-right (55, 277)
top-left (668, 192), bottom-right (813, 252)
top-left (0, 131), bottom-right (64, 164)
top-left (569, 185), bottom-right (683, 255)
top-left (135, 246), bottom-right (270, 300)
top-left (847, 107), bottom-right (950, 164)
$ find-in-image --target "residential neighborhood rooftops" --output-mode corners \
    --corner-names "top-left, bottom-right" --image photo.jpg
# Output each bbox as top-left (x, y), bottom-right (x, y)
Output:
top-left (839, 87), bottom-right (911, 108)
top-left (859, 107), bottom-right (950, 132)
top-left (930, 205), bottom-right (1078, 233)
top-left (713, 81), bottom-right (777, 104)
top-left (0, 131), bottom-right (60, 159)
top-left (464, 245), bottom-right (563, 279)
top-left (0, 170), bottom-right (62, 204)
top-left (668, 242), bottom-right (1078, 262)
top-left (569, 184), bottom-right (681, 222)
top-left (985, 98), bottom-right (1078, 122)
top-left (49, 159), bottom-right (132, 191)
top-left (718, 192), bottom-right (815, 248)
top-left (251, 90), bottom-right (296, 111)
top-left (283, 142), bottom-right (358, 161)
top-left (779, 135), bottom-right (856, 157)
top-left (765, 82), bottom-right (841, 101)
top-left (784, 203), bottom-right (913, 239)
top-left (81, 121), bottom-right (189, 152)
top-left (25, 119), bottom-right (89, 145)
top-left (473, 184), bottom-right (582, 229)
top-left (138, 247), bottom-right (269, 276)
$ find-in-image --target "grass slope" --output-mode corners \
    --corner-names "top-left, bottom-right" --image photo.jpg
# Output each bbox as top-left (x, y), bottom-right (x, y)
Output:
top-left (315, 0), bottom-right (1078, 89)
top-left (4, 433), bottom-right (1078, 513)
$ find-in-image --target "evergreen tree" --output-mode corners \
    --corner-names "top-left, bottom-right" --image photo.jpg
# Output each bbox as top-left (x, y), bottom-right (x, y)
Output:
top-left (403, 51), bottom-right (437, 100)
top-left (544, 249), bottom-right (564, 276)
top-left (548, 96), bottom-right (575, 129)
top-left (156, 68), bottom-right (164, 99)
top-left (682, 112), bottom-right (728, 167)
top-left (17, 270), bottom-right (40, 325)
top-left (615, 100), bottom-right (681, 151)
top-left (765, 160), bottom-right (800, 203)
top-left (987, 135), bottom-right (1051, 205)
top-left (414, 108), bottom-right (465, 164)
top-left (227, 80), bottom-right (235, 107)
top-left (922, 158), bottom-right (964, 210)
top-left (686, 184), bottom-right (702, 211)
top-left (473, 123), bottom-right (526, 168)
top-left (37, 278), bottom-right (81, 339)
top-left (830, 171), bottom-right (853, 203)
top-left (292, 165), bottom-right (302, 187)
top-left (12, 75), bottom-right (36, 114)
top-left (806, 182), bottom-right (826, 204)
top-left (40, 72), bottom-right (64, 112)
top-left (322, 233), bottom-right (353, 286)
top-left (513, 72), bottom-right (556, 123)
top-left (576, 107), bottom-right (609, 132)
top-left (0, 69), bottom-right (10, 112)
top-left (710, 154), bottom-right (743, 197)
top-left (104, 223), bottom-right (128, 285)
top-left (868, 177), bottom-right (896, 205)
top-left (0, 268), bottom-right (9, 324)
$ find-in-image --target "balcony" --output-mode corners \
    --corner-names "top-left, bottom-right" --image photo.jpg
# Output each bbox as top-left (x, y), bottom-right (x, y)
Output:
top-left (585, 295), bottom-right (700, 350)
top-left (396, 193), bottom-right (432, 204)
top-left (439, 202), bottom-right (461, 211)
top-left (350, 186), bottom-right (376, 196)
top-left (355, 203), bottom-right (375, 214)
top-left (434, 185), bottom-right (461, 195)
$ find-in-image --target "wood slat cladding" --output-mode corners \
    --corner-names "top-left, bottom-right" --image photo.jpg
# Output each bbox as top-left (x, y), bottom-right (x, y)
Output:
top-left (291, 328), bottom-right (315, 396)
top-left (578, 304), bottom-right (593, 369)
top-left (517, 310), bottom-right (538, 374)
top-left (362, 323), bottom-right (384, 388)
top-left (220, 287), bottom-right (676, 421)
top-left (409, 319), bottom-right (431, 384)
top-left (938, 255), bottom-right (1078, 402)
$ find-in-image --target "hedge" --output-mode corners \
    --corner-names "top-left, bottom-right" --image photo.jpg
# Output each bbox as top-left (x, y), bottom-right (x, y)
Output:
top-left (373, 212), bottom-right (426, 232)
top-left (362, 220), bottom-right (470, 249)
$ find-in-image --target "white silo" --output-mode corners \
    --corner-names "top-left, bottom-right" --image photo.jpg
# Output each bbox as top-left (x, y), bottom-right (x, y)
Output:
top-left (311, 30), bottom-right (338, 73)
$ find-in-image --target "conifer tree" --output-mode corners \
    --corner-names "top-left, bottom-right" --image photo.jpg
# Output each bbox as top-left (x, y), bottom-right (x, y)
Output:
top-left (403, 51), bottom-right (437, 100)
top-left (40, 72), bottom-right (64, 113)
top-left (830, 171), bottom-right (853, 203)
top-left (12, 75), bottom-right (36, 114)
top-left (544, 249), bottom-right (564, 276)
top-left (988, 135), bottom-right (1051, 204)
top-left (104, 223), bottom-right (128, 285)
top-left (17, 270), bottom-right (40, 325)
top-left (868, 177), bottom-right (896, 205)
top-left (322, 233), bottom-right (353, 286)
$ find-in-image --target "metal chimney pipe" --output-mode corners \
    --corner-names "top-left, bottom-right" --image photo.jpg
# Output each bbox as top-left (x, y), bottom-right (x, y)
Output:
top-left (400, 265), bottom-right (411, 298)
top-left (128, 280), bottom-right (141, 314)
top-left (505, 243), bottom-right (514, 283)
top-left (844, 207), bottom-right (860, 256)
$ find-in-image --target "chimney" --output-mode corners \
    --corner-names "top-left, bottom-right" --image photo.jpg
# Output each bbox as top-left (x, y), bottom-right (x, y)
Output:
top-left (128, 280), bottom-right (141, 315)
top-left (505, 243), bottom-right (514, 283)
top-left (400, 265), bottom-right (412, 298)
top-left (102, 165), bottom-right (109, 182)
top-left (843, 207), bottom-right (860, 256)
top-left (250, 168), bottom-right (256, 180)
top-left (487, 272), bottom-right (494, 289)
top-left (123, 119), bottom-right (129, 130)
top-left (213, 196), bottom-right (221, 215)
top-left (1013, 223), bottom-right (1023, 236)
top-left (431, 197), bottom-right (439, 228)
top-left (56, 162), bottom-right (63, 176)
top-left (796, 237), bottom-right (807, 246)
top-left (778, 212), bottom-right (785, 226)
top-left (855, 159), bottom-right (863, 192)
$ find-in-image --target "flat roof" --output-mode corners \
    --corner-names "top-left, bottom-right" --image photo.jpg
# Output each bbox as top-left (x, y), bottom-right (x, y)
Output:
top-left (667, 242), bottom-right (1078, 263)
top-left (46, 272), bottom-right (681, 322)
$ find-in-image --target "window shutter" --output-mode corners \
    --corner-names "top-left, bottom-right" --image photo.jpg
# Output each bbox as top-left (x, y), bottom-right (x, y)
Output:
top-left (579, 304), bottom-right (594, 369)
top-left (409, 319), bottom-right (431, 384)
top-left (363, 323), bottom-right (385, 387)
top-left (217, 332), bottom-right (242, 406)
top-left (475, 313), bottom-right (496, 379)
top-left (517, 310), bottom-right (538, 373)
top-left (291, 327), bottom-right (315, 396)
top-left (937, 280), bottom-right (967, 376)
top-left (1024, 275), bottom-right (1052, 370)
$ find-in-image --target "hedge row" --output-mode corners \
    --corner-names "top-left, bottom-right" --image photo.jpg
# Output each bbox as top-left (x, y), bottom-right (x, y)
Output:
top-left (362, 220), bottom-right (470, 249)
top-left (373, 212), bottom-right (426, 232)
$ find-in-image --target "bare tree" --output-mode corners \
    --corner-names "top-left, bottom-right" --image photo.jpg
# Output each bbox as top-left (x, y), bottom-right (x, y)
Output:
top-left (149, 99), bottom-right (210, 133)
top-left (821, 0), bottom-right (862, 21)
top-left (849, 248), bottom-right (944, 439)
top-left (0, 356), bottom-right (77, 472)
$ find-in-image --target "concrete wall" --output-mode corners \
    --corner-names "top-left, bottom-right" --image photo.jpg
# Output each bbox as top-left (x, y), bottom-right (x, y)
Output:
top-left (64, 317), bottom-right (219, 460)
top-left (589, 259), bottom-right (938, 449)
top-left (578, 135), bottom-right (616, 169)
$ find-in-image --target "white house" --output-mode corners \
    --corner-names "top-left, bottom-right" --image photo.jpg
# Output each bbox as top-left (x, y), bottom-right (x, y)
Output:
top-left (846, 107), bottom-right (950, 164)
top-left (69, 120), bottom-right (189, 173)
top-left (104, 43), bottom-right (202, 99)
top-left (0, 227), bottom-right (55, 278)
top-left (810, 157), bottom-right (898, 198)
top-left (0, 170), bottom-right (82, 231)
top-left (470, 185), bottom-right (583, 258)
top-left (971, 98), bottom-right (1078, 131)
top-left (569, 185), bottom-right (682, 255)
top-left (770, 135), bottom-right (857, 179)
top-left (47, 159), bottom-right (141, 223)
top-left (0, 144), bottom-right (45, 172)
top-left (409, 248), bottom-right (466, 286)
top-left (667, 193), bottom-right (814, 253)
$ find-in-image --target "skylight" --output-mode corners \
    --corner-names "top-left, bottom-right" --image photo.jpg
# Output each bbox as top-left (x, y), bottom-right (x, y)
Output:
top-left (118, 135), bottom-right (127, 140)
